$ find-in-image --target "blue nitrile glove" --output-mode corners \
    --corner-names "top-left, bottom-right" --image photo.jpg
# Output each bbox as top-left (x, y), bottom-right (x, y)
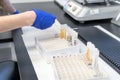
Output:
top-left (32, 9), bottom-right (56, 30)
top-left (13, 10), bottom-right (19, 14)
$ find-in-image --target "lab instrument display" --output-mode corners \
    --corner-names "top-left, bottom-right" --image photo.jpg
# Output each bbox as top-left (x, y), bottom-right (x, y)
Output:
top-left (64, 0), bottom-right (120, 22)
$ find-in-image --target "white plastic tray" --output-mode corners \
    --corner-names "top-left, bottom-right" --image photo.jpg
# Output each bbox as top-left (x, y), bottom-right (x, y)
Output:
top-left (36, 37), bottom-right (80, 62)
top-left (52, 54), bottom-right (109, 80)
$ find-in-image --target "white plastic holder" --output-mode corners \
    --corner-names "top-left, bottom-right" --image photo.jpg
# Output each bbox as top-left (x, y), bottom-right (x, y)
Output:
top-left (36, 37), bottom-right (81, 63)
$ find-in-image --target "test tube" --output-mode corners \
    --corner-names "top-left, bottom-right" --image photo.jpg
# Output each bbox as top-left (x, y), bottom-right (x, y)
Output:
top-left (73, 31), bottom-right (78, 46)
top-left (59, 26), bottom-right (66, 39)
top-left (94, 48), bottom-right (100, 76)
top-left (68, 29), bottom-right (76, 46)
top-left (86, 42), bottom-right (96, 65)
top-left (86, 42), bottom-right (92, 64)
top-left (67, 28), bottom-right (73, 45)
top-left (67, 32), bottom-right (72, 42)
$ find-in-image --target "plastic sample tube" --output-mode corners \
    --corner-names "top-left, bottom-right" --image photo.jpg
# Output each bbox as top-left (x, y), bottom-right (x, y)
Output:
top-left (59, 26), bottom-right (66, 39)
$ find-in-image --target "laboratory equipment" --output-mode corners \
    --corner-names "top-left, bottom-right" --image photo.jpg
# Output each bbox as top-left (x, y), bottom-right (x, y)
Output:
top-left (36, 37), bottom-right (80, 63)
top-left (64, 0), bottom-right (120, 22)
top-left (59, 26), bottom-right (66, 39)
top-left (35, 24), bottom-right (80, 63)
top-left (75, 0), bottom-right (112, 4)
top-left (86, 42), bottom-right (95, 64)
top-left (111, 12), bottom-right (120, 26)
top-left (55, 0), bottom-right (69, 7)
top-left (53, 54), bottom-right (108, 80)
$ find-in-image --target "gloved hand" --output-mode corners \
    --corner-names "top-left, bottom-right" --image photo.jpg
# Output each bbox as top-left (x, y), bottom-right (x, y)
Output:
top-left (32, 9), bottom-right (56, 30)
top-left (13, 10), bottom-right (19, 14)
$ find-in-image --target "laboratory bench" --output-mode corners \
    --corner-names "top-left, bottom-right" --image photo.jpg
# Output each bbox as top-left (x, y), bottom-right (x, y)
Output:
top-left (12, 1), bottom-right (120, 80)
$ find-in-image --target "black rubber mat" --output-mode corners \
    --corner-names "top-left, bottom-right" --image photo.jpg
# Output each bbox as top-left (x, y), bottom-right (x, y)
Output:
top-left (76, 26), bottom-right (120, 73)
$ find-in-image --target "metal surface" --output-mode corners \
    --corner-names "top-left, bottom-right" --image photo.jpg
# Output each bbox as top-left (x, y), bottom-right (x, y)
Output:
top-left (64, 0), bottom-right (120, 22)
